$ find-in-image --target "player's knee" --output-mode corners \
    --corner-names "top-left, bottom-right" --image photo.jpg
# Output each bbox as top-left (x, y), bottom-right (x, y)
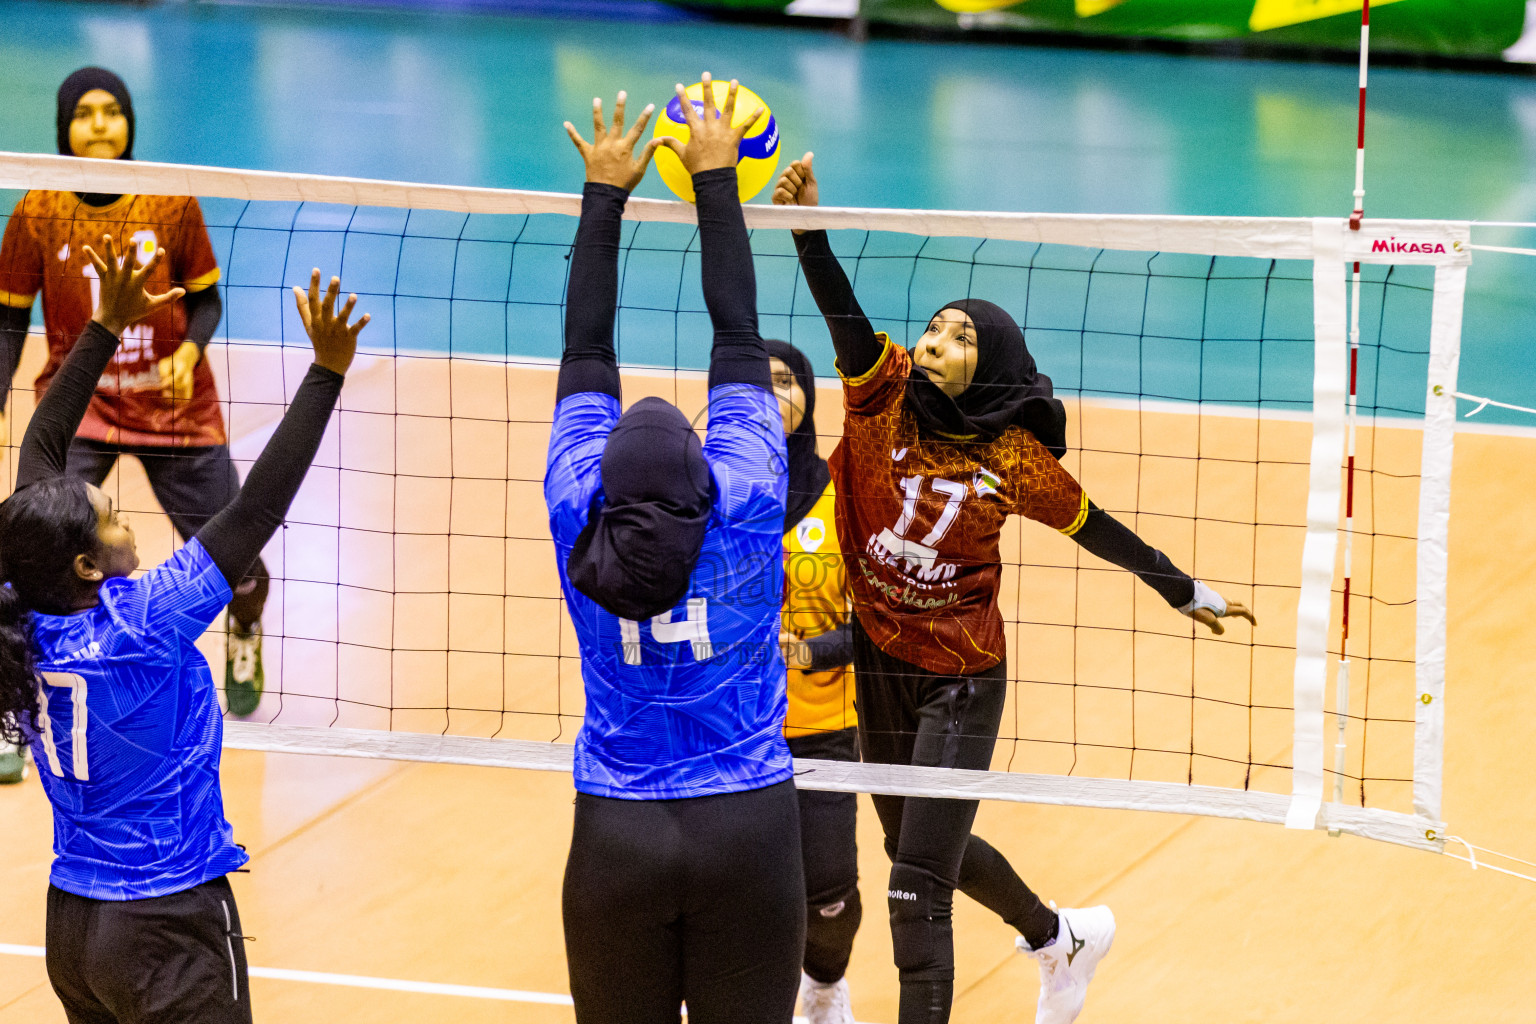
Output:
top-left (887, 863), bottom-right (954, 979)
top-left (810, 879), bottom-right (862, 931)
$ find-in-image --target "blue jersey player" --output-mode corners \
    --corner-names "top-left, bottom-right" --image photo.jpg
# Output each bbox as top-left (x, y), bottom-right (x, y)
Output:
top-left (548, 80), bottom-right (805, 1024)
top-left (0, 234), bottom-right (368, 1024)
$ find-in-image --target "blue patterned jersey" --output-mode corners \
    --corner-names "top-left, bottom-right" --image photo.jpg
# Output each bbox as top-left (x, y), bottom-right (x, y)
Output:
top-left (546, 385), bottom-right (792, 800)
top-left (25, 539), bottom-right (247, 900)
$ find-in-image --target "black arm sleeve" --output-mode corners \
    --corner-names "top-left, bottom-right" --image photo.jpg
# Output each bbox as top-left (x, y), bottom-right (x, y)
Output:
top-left (556, 183), bottom-right (627, 403)
top-left (196, 364), bottom-right (343, 588)
top-left (182, 283), bottom-right (222, 353)
top-left (803, 623), bottom-right (853, 673)
top-left (14, 320), bottom-right (119, 490)
top-left (695, 167), bottom-right (770, 392)
top-left (792, 229), bottom-right (885, 381)
top-left (0, 303), bottom-right (32, 416)
top-left (1070, 503), bottom-right (1196, 610)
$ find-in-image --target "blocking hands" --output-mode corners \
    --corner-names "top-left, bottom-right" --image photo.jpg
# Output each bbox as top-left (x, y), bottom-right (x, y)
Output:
top-left (660, 73), bottom-right (765, 177)
top-left (773, 151), bottom-right (818, 209)
top-left (293, 269), bottom-right (369, 376)
top-left (565, 91), bottom-right (663, 192)
top-left (86, 234), bottom-right (184, 338)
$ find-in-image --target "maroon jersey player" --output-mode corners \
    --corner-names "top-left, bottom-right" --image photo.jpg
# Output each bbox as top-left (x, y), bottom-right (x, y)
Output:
top-left (774, 153), bottom-right (1253, 1024)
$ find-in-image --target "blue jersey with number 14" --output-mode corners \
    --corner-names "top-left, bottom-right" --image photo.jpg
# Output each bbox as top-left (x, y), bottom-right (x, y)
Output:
top-left (25, 539), bottom-right (248, 901)
top-left (546, 385), bottom-right (792, 801)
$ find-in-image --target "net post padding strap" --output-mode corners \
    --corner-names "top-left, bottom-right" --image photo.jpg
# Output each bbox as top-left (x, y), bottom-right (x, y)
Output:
top-left (223, 722), bottom-right (1445, 853)
top-left (1287, 219), bottom-right (1348, 832)
top-left (0, 152), bottom-right (1472, 265)
top-left (1415, 265), bottom-right (1465, 823)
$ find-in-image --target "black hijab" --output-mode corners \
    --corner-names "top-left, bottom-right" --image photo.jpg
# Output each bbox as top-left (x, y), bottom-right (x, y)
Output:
top-left (903, 297), bottom-right (1068, 458)
top-left (565, 397), bottom-right (713, 622)
top-left (57, 67), bottom-right (135, 207)
top-left (766, 340), bottom-right (831, 531)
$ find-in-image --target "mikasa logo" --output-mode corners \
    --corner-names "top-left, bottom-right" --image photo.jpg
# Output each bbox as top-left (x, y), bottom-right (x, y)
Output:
top-left (1370, 237), bottom-right (1450, 255)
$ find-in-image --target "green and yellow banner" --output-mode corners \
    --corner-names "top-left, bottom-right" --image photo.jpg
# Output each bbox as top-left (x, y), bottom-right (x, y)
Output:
top-left (854, 0), bottom-right (1526, 57)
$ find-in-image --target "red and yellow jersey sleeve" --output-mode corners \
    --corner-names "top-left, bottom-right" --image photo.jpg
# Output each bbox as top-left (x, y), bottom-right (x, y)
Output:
top-left (170, 197), bottom-right (220, 293)
top-left (1007, 434), bottom-right (1089, 535)
top-left (840, 333), bottom-right (905, 415)
top-left (0, 195), bottom-right (46, 309)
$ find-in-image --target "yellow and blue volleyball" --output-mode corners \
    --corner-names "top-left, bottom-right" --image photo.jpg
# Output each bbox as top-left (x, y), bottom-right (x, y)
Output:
top-left (653, 80), bottom-right (780, 203)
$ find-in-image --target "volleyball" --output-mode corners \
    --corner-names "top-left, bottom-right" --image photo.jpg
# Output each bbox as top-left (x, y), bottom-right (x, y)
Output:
top-left (653, 80), bottom-right (780, 203)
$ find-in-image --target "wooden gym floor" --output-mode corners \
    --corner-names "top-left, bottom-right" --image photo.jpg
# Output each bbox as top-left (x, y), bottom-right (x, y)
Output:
top-left (1, 336), bottom-right (1533, 1023)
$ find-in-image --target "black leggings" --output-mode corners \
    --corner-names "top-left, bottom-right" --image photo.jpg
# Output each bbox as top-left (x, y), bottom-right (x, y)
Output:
top-left (563, 780), bottom-right (805, 1024)
top-left (787, 727), bottom-right (863, 984)
top-left (852, 617), bottom-right (1057, 1024)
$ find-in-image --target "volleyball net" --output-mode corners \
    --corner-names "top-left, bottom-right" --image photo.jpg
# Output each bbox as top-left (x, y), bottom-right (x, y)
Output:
top-left (0, 152), bottom-right (1469, 853)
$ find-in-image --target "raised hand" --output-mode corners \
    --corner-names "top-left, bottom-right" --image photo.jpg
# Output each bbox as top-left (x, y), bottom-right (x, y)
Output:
top-left (565, 90), bottom-right (663, 192)
top-left (292, 269), bottom-right (369, 376)
top-left (772, 151), bottom-right (817, 208)
top-left (659, 72), bottom-right (765, 177)
top-left (85, 234), bottom-right (184, 337)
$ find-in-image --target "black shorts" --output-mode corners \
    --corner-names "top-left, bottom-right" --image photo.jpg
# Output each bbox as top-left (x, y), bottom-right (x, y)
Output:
top-left (46, 875), bottom-right (252, 1024)
top-left (563, 779), bottom-right (804, 1024)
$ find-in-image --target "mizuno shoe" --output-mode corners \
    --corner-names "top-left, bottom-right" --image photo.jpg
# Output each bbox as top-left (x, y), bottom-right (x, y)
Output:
top-left (225, 615), bottom-right (265, 717)
top-left (1016, 904), bottom-right (1115, 1024)
top-left (798, 972), bottom-right (855, 1024)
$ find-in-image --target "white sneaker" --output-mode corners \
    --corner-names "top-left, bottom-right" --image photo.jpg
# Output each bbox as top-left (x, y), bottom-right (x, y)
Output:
top-left (1016, 905), bottom-right (1115, 1024)
top-left (798, 972), bottom-right (855, 1024)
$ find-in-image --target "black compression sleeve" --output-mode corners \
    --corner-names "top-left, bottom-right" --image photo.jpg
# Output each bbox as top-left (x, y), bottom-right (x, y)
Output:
top-left (182, 283), bottom-right (222, 353)
top-left (15, 320), bottom-right (118, 490)
top-left (792, 230), bottom-right (884, 381)
top-left (0, 304), bottom-right (30, 415)
top-left (557, 183), bottom-right (627, 403)
top-left (1069, 504), bottom-right (1196, 609)
top-left (695, 167), bottom-right (770, 392)
top-left (803, 623), bottom-right (853, 673)
top-left (197, 364), bottom-right (343, 588)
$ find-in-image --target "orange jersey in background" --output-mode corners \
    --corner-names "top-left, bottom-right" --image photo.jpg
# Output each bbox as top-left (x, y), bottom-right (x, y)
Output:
top-left (831, 338), bottom-right (1090, 677)
top-left (0, 191), bottom-right (225, 446)
top-left (783, 481), bottom-right (856, 739)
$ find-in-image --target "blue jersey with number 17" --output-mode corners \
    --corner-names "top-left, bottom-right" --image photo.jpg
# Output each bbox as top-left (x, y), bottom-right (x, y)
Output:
top-left (545, 384), bottom-right (792, 801)
top-left (24, 539), bottom-right (248, 901)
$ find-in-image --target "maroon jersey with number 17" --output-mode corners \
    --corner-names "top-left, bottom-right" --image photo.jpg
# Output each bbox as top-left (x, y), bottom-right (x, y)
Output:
top-left (830, 338), bottom-right (1090, 677)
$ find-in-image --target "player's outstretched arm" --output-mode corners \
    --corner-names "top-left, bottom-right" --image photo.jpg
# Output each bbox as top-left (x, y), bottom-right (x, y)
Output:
top-left (557, 91), bottom-right (662, 403)
top-left (772, 153), bottom-right (884, 381)
top-left (196, 270), bottom-right (366, 589)
top-left (659, 74), bottom-right (771, 391)
top-left (1069, 503), bottom-right (1256, 635)
top-left (16, 234), bottom-right (183, 490)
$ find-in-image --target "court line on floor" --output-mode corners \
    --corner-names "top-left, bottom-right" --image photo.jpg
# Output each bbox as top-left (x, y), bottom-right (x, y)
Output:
top-left (0, 945), bottom-right (875, 1022)
top-left (1, 945), bottom-right (570, 1005)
